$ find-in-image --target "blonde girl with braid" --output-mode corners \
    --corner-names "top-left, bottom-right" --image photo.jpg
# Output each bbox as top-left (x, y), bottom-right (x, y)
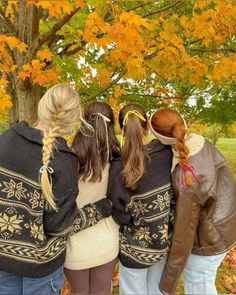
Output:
top-left (107, 104), bottom-right (174, 295)
top-left (0, 84), bottom-right (112, 295)
top-left (150, 108), bottom-right (236, 295)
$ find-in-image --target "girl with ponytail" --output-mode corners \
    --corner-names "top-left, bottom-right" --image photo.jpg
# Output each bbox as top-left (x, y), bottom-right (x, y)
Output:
top-left (150, 108), bottom-right (236, 295)
top-left (107, 104), bottom-right (174, 295)
top-left (0, 84), bottom-right (112, 295)
top-left (64, 102), bottom-right (120, 295)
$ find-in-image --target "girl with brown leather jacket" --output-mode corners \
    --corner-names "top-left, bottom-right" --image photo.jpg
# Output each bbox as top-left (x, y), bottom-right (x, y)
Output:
top-left (150, 108), bottom-right (236, 295)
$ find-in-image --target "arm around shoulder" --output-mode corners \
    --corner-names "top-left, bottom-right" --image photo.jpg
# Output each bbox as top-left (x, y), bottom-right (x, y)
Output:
top-left (43, 153), bottom-right (112, 237)
top-left (107, 158), bottom-right (133, 226)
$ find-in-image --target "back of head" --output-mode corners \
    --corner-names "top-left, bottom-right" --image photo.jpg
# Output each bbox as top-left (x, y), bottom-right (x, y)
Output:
top-left (72, 101), bottom-right (119, 182)
top-left (38, 84), bottom-right (82, 210)
top-left (38, 83), bottom-right (81, 135)
top-left (151, 108), bottom-right (189, 166)
top-left (119, 104), bottom-right (148, 190)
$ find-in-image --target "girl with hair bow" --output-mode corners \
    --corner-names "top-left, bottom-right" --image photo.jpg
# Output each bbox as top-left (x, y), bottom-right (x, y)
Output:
top-left (107, 104), bottom-right (175, 295)
top-left (65, 102), bottom-right (120, 295)
top-left (150, 108), bottom-right (236, 295)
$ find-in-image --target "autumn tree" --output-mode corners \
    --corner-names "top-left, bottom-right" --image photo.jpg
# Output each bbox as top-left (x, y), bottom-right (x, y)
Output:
top-left (0, 0), bottom-right (235, 125)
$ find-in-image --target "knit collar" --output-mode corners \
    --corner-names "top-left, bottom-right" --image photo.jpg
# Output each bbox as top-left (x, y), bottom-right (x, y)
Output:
top-left (12, 121), bottom-right (76, 155)
top-left (172, 133), bottom-right (205, 159)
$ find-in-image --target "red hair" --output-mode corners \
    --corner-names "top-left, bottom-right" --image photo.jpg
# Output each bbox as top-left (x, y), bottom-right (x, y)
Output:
top-left (151, 109), bottom-right (193, 186)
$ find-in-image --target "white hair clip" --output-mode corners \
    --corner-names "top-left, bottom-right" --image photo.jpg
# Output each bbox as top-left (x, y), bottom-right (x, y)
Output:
top-left (39, 165), bottom-right (54, 174)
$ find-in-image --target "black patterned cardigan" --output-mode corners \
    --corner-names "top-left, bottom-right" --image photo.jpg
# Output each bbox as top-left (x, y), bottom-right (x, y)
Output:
top-left (107, 140), bottom-right (175, 268)
top-left (0, 122), bottom-right (111, 277)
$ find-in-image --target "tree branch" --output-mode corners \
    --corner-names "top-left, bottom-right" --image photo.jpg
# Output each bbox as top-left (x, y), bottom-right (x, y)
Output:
top-left (26, 7), bottom-right (81, 61)
top-left (81, 68), bottom-right (127, 103)
top-left (0, 16), bottom-right (7, 32)
top-left (142, 0), bottom-right (183, 17)
top-left (125, 93), bottom-right (183, 100)
top-left (0, 7), bottom-right (15, 32)
top-left (126, 1), bottom-right (156, 12)
top-left (191, 47), bottom-right (236, 53)
top-left (58, 40), bottom-right (87, 56)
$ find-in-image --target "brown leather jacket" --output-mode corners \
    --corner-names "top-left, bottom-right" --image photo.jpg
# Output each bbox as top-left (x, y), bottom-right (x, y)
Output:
top-left (159, 134), bottom-right (236, 294)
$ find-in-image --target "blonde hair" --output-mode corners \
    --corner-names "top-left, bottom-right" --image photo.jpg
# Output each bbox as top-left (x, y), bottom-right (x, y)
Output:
top-left (38, 84), bottom-right (83, 211)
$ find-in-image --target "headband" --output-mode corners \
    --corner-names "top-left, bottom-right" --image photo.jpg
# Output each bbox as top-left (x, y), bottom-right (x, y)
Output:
top-left (149, 110), bottom-right (187, 145)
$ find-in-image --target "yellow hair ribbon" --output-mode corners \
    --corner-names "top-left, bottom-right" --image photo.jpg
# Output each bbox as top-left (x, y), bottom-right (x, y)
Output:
top-left (123, 110), bottom-right (146, 126)
top-left (120, 110), bottom-right (146, 147)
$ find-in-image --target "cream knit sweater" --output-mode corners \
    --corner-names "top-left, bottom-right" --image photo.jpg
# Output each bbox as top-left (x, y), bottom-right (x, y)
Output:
top-left (65, 164), bottom-right (119, 270)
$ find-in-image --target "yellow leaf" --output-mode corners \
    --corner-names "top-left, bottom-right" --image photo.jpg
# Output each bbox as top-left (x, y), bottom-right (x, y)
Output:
top-left (4, 36), bottom-right (27, 52)
top-left (22, 63), bottom-right (32, 72)
top-left (5, 3), bottom-right (14, 17)
top-left (0, 78), bottom-right (8, 86)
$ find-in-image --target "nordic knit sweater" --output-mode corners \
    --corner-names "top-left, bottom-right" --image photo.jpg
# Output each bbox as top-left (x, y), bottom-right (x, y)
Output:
top-left (0, 122), bottom-right (112, 277)
top-left (65, 164), bottom-right (119, 270)
top-left (107, 140), bottom-right (174, 269)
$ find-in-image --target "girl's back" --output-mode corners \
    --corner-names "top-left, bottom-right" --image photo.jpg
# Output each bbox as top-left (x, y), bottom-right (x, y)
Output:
top-left (65, 163), bottom-right (119, 270)
top-left (107, 104), bottom-right (174, 295)
top-left (108, 139), bottom-right (173, 268)
top-left (64, 101), bottom-right (120, 295)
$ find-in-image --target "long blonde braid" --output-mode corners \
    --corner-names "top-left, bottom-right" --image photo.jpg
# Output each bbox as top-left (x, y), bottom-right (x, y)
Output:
top-left (38, 84), bottom-right (82, 211)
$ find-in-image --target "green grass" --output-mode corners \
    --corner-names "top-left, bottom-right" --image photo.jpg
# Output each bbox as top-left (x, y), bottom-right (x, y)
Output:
top-left (215, 138), bottom-right (236, 294)
top-left (216, 138), bottom-right (236, 181)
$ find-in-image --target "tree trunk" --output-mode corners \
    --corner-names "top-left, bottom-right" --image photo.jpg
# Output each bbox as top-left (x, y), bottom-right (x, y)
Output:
top-left (7, 81), bottom-right (18, 126)
top-left (16, 80), bottom-right (44, 125)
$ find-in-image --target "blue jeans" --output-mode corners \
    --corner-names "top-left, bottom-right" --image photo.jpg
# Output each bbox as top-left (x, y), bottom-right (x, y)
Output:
top-left (183, 253), bottom-right (226, 295)
top-left (119, 259), bottom-right (166, 294)
top-left (0, 266), bottom-right (64, 295)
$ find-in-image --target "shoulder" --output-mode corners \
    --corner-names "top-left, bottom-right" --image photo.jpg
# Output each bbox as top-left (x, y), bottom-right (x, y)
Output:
top-left (148, 139), bottom-right (172, 156)
top-left (172, 137), bottom-right (227, 200)
top-left (147, 139), bottom-right (173, 167)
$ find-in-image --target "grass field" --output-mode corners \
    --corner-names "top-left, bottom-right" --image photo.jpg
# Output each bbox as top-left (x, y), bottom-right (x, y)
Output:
top-left (216, 138), bottom-right (236, 181)
top-left (214, 138), bottom-right (236, 294)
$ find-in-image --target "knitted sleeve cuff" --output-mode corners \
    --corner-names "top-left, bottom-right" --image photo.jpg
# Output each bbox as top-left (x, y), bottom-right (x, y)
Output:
top-left (94, 198), bottom-right (112, 218)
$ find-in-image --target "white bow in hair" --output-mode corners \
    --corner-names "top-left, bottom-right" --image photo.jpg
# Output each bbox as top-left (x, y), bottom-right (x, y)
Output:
top-left (90, 113), bottom-right (111, 161)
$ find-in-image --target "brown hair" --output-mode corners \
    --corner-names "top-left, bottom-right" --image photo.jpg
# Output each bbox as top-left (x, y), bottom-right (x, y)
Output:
top-left (119, 104), bottom-right (148, 190)
top-left (72, 102), bottom-right (120, 182)
top-left (151, 109), bottom-right (189, 165)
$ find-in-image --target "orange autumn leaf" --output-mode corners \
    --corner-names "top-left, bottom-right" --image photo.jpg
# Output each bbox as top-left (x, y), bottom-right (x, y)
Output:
top-left (38, 49), bottom-right (52, 61)
top-left (46, 69), bottom-right (58, 83)
top-left (18, 71), bottom-right (31, 81)
top-left (75, 0), bottom-right (85, 8)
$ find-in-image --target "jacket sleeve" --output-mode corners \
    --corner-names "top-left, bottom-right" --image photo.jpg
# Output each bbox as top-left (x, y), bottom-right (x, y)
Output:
top-left (43, 152), bottom-right (112, 237)
top-left (107, 158), bottom-right (133, 226)
top-left (159, 188), bottom-right (200, 294)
